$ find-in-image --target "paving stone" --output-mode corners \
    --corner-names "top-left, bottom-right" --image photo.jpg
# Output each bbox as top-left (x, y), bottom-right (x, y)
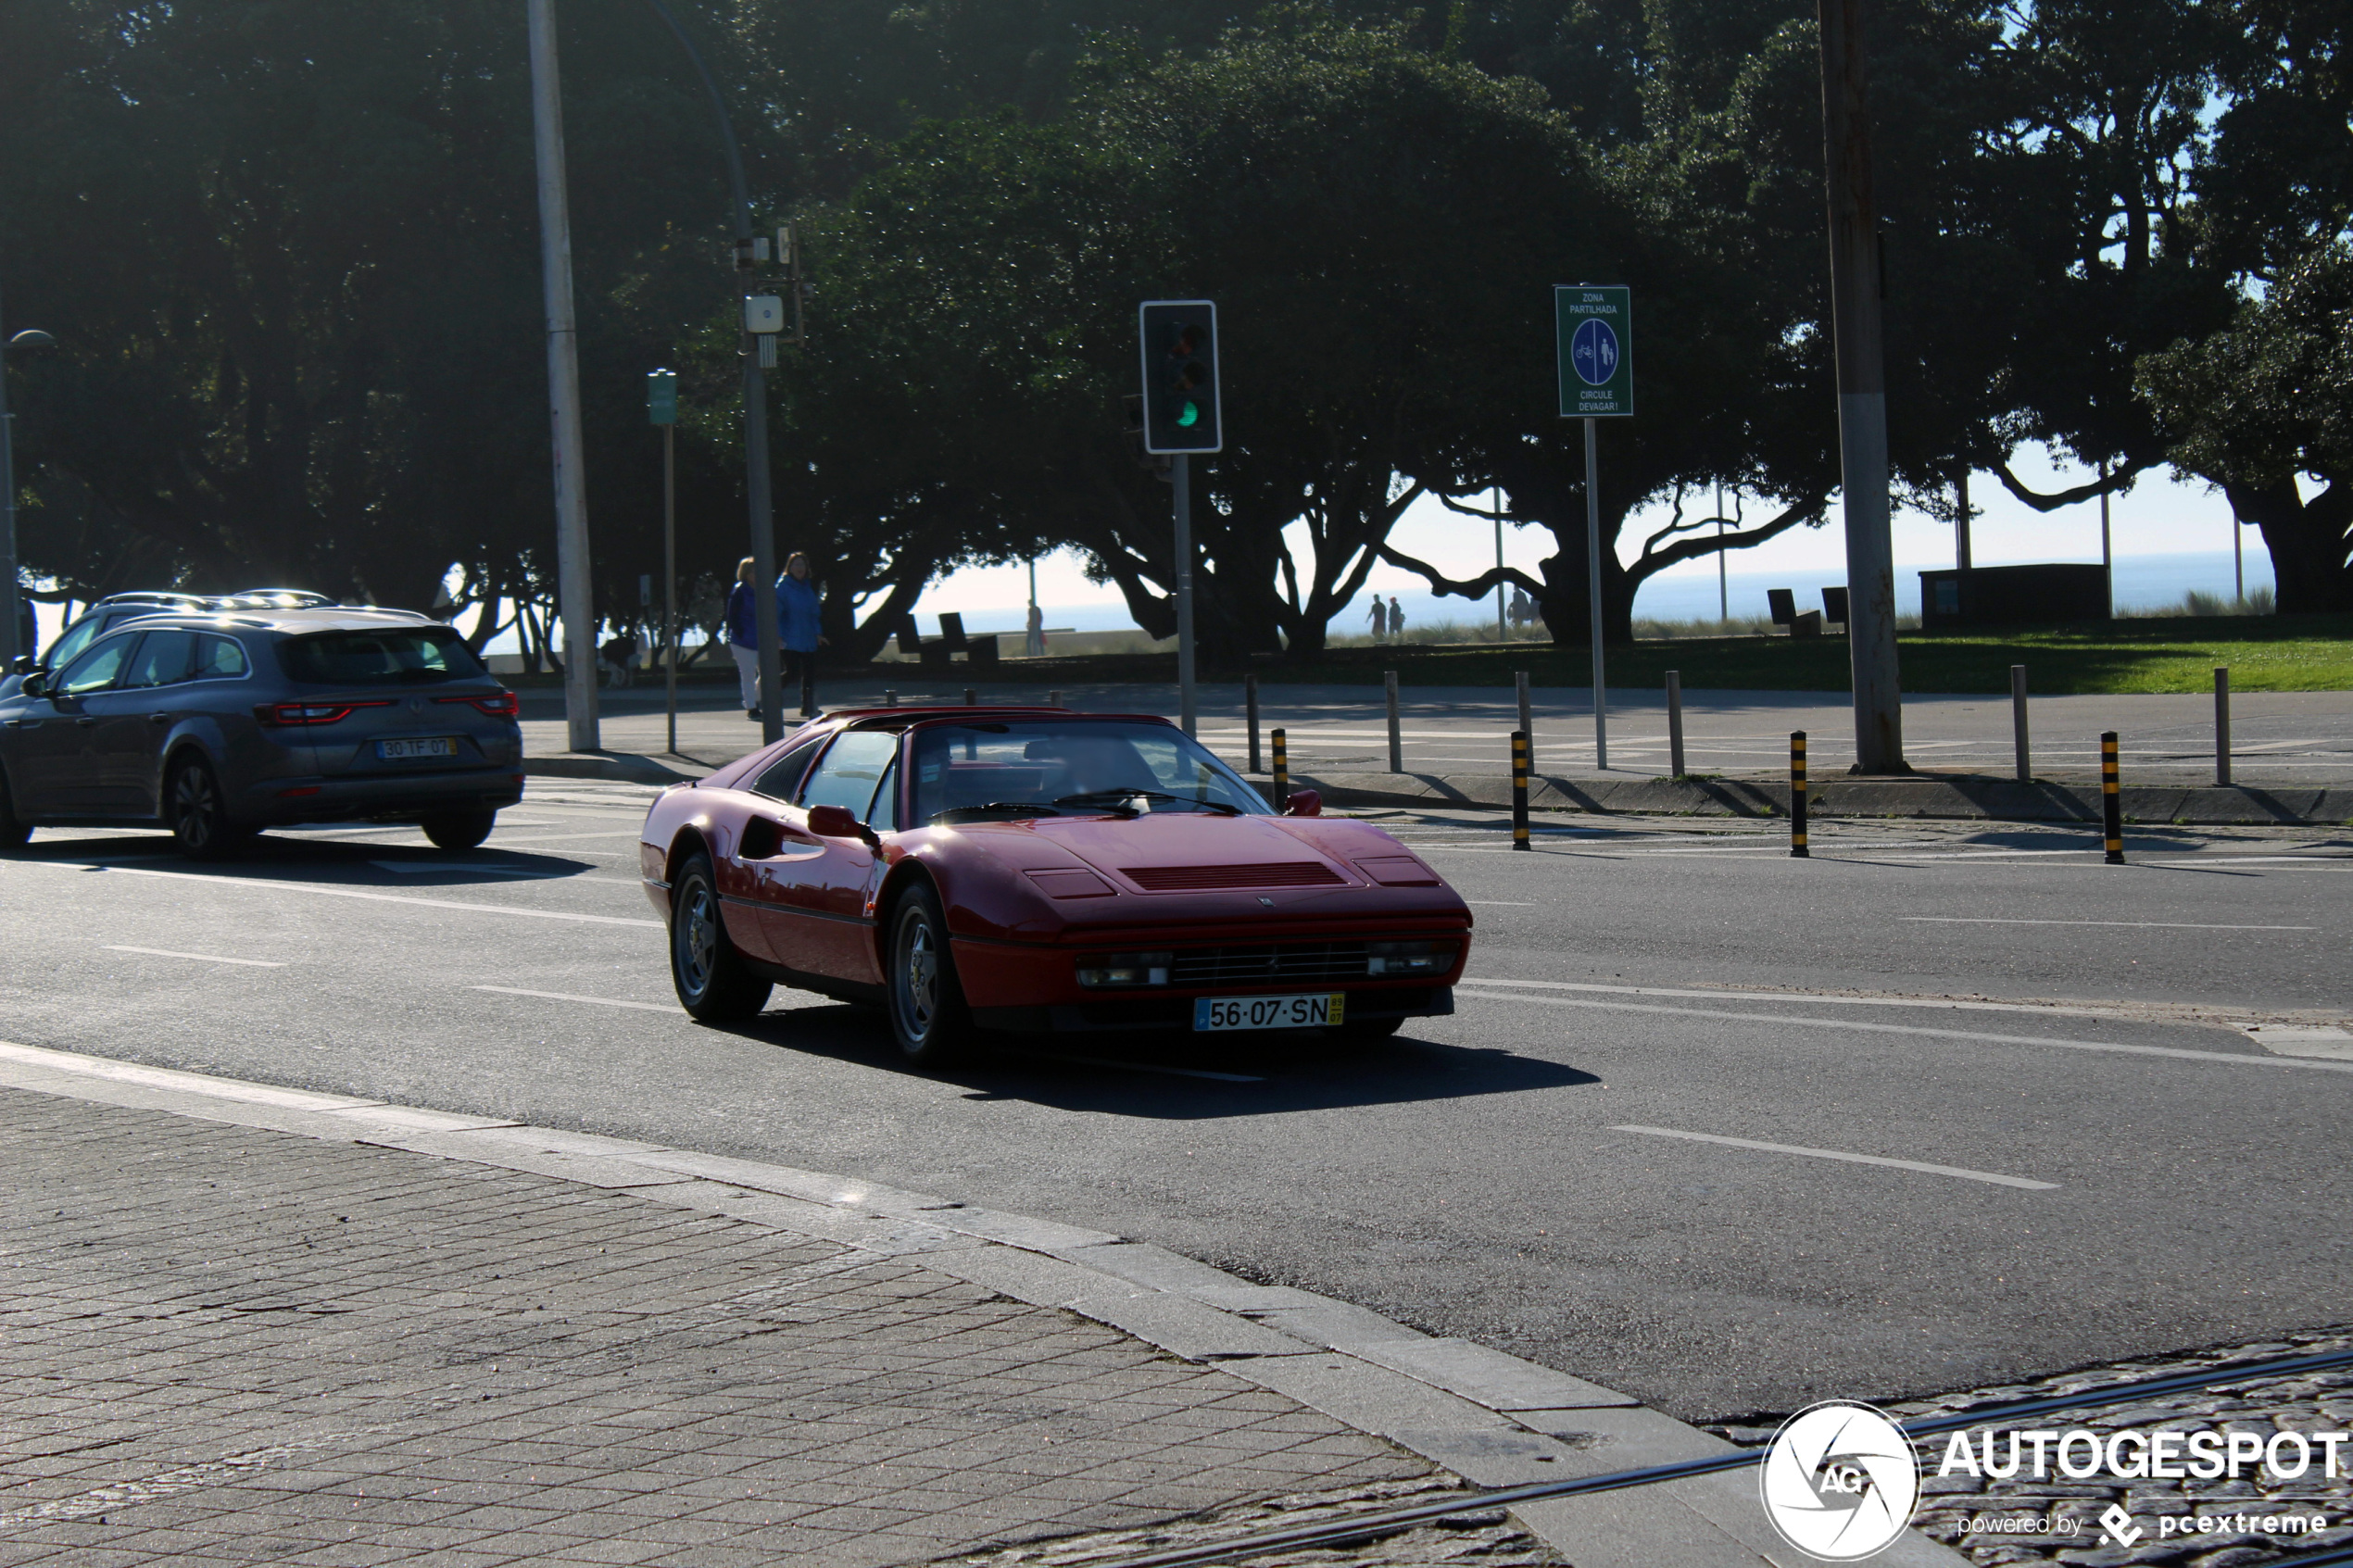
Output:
top-left (0, 1086), bottom-right (1427, 1564)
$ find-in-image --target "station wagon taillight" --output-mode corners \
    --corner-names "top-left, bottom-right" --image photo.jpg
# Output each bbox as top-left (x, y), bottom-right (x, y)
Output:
top-left (437, 692), bottom-right (520, 718)
top-left (254, 700), bottom-right (393, 726)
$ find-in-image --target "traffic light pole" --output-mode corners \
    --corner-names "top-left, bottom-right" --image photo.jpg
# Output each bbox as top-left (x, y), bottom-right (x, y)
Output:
top-left (1584, 418), bottom-right (1607, 770)
top-left (1173, 454), bottom-right (1197, 736)
top-left (1818, 0), bottom-right (1906, 772)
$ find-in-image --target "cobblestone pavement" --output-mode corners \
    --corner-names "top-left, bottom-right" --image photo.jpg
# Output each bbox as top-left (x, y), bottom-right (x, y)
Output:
top-left (0, 1088), bottom-right (1433, 1567)
top-left (940, 1477), bottom-right (1559, 1567)
top-left (1712, 1330), bottom-right (2353, 1568)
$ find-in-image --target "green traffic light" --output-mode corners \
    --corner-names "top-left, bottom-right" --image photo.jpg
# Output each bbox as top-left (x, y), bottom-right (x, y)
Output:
top-left (1177, 401), bottom-right (1200, 428)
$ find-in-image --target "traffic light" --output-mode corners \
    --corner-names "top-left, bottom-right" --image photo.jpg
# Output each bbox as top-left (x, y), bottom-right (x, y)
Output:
top-left (1138, 300), bottom-right (1221, 454)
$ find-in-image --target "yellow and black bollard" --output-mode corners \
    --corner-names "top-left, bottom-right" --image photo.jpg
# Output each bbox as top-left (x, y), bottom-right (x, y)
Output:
top-left (1271, 728), bottom-right (1289, 806)
top-left (1789, 731), bottom-right (1809, 858)
top-left (2101, 731), bottom-right (2123, 863)
top-left (1511, 730), bottom-right (1531, 849)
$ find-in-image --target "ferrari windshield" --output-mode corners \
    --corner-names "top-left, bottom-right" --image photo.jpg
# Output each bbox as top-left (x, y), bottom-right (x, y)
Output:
top-left (909, 720), bottom-right (1270, 822)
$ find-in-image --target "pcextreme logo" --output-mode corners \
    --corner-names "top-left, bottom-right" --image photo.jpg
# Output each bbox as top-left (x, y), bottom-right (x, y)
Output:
top-left (1759, 1401), bottom-right (1921, 1561)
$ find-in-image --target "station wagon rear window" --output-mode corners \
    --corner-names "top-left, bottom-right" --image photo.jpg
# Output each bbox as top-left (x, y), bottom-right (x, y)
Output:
top-left (279, 629), bottom-right (486, 685)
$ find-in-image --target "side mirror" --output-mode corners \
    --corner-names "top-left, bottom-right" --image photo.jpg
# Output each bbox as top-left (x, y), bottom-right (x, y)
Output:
top-left (19, 671), bottom-right (46, 698)
top-left (1284, 789), bottom-right (1322, 817)
top-left (807, 803), bottom-right (873, 842)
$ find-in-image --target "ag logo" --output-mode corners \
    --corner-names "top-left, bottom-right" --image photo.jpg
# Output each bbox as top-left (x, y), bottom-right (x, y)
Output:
top-left (1758, 1400), bottom-right (1919, 1561)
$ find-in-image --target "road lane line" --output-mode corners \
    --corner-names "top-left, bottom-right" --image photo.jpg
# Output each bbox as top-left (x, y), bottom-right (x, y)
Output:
top-left (2142, 856), bottom-right (2353, 867)
top-left (1902, 916), bottom-right (2316, 931)
top-left (370, 860), bottom-right (565, 877)
top-left (1612, 1125), bottom-right (2058, 1189)
top-left (103, 946), bottom-right (287, 968)
top-left (1449, 989), bottom-right (2353, 1074)
top-left (1463, 976), bottom-right (2141, 1020)
top-left (21, 861), bottom-right (663, 929)
top-left (1464, 900), bottom-right (1538, 906)
top-left (472, 985), bottom-right (676, 1012)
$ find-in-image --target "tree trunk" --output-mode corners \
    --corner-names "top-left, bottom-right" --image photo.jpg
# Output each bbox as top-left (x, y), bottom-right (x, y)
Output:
top-left (2226, 479), bottom-right (2353, 614)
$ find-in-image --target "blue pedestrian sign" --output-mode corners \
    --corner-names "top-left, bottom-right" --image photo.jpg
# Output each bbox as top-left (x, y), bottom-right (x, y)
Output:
top-left (1554, 286), bottom-right (1632, 417)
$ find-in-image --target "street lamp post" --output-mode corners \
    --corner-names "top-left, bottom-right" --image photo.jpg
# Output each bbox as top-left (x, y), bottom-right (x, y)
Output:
top-left (0, 307), bottom-right (57, 671)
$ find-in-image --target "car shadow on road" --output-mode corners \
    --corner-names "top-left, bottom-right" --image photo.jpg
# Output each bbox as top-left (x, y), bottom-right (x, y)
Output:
top-left (711, 1003), bottom-right (1598, 1118)
top-left (19, 831), bottom-right (602, 885)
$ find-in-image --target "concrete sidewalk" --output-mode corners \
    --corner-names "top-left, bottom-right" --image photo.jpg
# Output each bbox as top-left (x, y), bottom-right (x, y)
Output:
top-left (0, 1040), bottom-right (1969, 1568)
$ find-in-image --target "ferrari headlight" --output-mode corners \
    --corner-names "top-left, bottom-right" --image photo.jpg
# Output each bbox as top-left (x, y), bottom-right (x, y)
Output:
top-left (1076, 952), bottom-right (1173, 988)
top-left (1366, 939), bottom-right (1455, 977)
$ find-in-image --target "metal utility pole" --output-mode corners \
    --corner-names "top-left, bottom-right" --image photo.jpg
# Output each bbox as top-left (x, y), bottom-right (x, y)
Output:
top-left (1716, 482), bottom-right (1728, 623)
top-left (2098, 461), bottom-right (2113, 619)
top-left (0, 299), bottom-right (25, 670)
top-left (1817, 0), bottom-right (1905, 771)
top-left (1493, 487), bottom-right (1507, 643)
top-left (1173, 455), bottom-right (1196, 735)
top-left (527, 0), bottom-right (599, 754)
top-left (1584, 419), bottom-right (1607, 770)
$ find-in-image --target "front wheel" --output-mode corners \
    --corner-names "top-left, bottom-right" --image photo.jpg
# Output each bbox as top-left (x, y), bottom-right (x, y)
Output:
top-left (0, 769), bottom-right (29, 850)
top-left (669, 852), bottom-right (772, 1021)
top-left (886, 884), bottom-right (975, 1067)
top-left (168, 756), bottom-right (250, 859)
top-left (422, 810), bottom-right (496, 851)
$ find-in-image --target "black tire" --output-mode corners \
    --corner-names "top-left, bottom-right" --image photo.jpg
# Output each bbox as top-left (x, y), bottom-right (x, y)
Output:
top-left (422, 810), bottom-right (497, 851)
top-left (885, 884), bottom-right (976, 1066)
top-left (167, 756), bottom-right (250, 859)
top-left (1336, 1015), bottom-right (1406, 1042)
top-left (0, 769), bottom-right (28, 850)
top-left (668, 852), bottom-right (772, 1022)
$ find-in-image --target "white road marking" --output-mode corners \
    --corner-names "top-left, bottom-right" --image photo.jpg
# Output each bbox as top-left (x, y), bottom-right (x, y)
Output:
top-left (1902, 916), bottom-right (2316, 931)
top-left (1448, 989), bottom-right (2353, 1074)
top-left (1612, 1124), bottom-right (2058, 1190)
top-left (24, 860), bottom-right (663, 929)
top-left (102, 945), bottom-right (287, 968)
top-left (1464, 899), bottom-right (1538, 906)
top-left (370, 860), bottom-right (563, 877)
top-left (2143, 856), bottom-right (2353, 867)
top-left (472, 985), bottom-right (676, 1012)
top-left (1464, 976), bottom-right (2141, 1021)
top-left (484, 830), bottom-right (653, 846)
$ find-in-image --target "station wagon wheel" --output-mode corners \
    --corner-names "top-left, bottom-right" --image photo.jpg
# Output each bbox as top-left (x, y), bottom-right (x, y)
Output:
top-left (668, 851), bottom-right (771, 1022)
top-left (0, 769), bottom-right (28, 850)
top-left (167, 756), bottom-right (249, 860)
top-left (887, 884), bottom-right (975, 1067)
top-left (422, 810), bottom-right (497, 851)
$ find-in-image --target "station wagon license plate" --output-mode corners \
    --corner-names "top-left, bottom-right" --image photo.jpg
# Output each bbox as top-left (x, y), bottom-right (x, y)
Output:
top-left (1193, 993), bottom-right (1345, 1032)
top-left (376, 737), bottom-right (459, 760)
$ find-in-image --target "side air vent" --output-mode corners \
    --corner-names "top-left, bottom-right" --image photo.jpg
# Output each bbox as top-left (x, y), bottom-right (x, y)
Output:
top-left (1122, 862), bottom-right (1344, 891)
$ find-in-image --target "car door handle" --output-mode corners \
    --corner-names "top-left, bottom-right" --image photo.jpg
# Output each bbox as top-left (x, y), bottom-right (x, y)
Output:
top-left (150, 713), bottom-right (170, 724)
top-left (75, 717), bottom-right (98, 728)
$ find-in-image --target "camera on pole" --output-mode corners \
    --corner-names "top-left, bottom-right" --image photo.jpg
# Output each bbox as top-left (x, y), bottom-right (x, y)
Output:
top-left (1138, 301), bottom-right (1221, 454)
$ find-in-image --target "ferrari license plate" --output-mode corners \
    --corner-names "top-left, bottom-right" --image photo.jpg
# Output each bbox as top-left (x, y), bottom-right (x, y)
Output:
top-left (1193, 993), bottom-right (1345, 1032)
top-left (376, 737), bottom-right (458, 760)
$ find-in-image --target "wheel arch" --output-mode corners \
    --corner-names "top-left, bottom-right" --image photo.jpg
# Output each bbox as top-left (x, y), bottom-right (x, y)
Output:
top-left (870, 857), bottom-right (941, 969)
top-left (663, 825), bottom-right (716, 906)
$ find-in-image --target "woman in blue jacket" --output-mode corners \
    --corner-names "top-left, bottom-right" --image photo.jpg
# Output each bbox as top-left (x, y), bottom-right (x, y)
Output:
top-left (724, 558), bottom-right (761, 717)
top-left (775, 552), bottom-right (826, 718)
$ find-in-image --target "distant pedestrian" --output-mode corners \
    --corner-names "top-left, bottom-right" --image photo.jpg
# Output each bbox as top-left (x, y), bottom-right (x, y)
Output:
top-left (725, 558), bottom-right (761, 717)
top-left (1388, 596), bottom-right (1407, 641)
top-left (1367, 597), bottom-right (1388, 643)
top-left (774, 552), bottom-right (827, 718)
top-left (1026, 600), bottom-right (1046, 658)
top-left (598, 631), bottom-right (639, 689)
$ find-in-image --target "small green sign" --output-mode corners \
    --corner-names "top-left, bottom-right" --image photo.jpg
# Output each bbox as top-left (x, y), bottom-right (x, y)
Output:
top-left (646, 369), bottom-right (678, 426)
top-left (1554, 286), bottom-right (1631, 418)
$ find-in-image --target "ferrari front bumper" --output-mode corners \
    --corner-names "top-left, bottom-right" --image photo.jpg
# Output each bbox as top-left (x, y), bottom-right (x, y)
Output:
top-left (967, 985), bottom-right (1453, 1035)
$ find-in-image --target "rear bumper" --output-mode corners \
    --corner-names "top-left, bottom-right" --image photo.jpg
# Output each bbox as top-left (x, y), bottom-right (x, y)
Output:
top-left (239, 767), bottom-right (525, 824)
top-left (969, 986), bottom-right (1453, 1035)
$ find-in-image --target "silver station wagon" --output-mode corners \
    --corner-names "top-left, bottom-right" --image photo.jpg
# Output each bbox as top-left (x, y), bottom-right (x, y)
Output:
top-left (0, 608), bottom-right (523, 857)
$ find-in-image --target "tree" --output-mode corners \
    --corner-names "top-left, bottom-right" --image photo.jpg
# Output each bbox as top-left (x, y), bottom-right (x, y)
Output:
top-left (2138, 244), bottom-right (2353, 611)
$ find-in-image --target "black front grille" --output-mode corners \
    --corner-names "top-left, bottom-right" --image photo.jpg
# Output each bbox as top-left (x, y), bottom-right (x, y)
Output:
top-left (1169, 941), bottom-right (1369, 987)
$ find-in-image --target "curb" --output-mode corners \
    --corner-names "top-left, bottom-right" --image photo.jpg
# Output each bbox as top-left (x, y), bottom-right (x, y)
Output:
top-left (1275, 771), bottom-right (2353, 827)
top-left (0, 1036), bottom-right (1956, 1568)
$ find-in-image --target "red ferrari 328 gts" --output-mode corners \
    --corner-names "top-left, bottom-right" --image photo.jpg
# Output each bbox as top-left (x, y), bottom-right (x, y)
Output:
top-left (637, 705), bottom-right (1471, 1062)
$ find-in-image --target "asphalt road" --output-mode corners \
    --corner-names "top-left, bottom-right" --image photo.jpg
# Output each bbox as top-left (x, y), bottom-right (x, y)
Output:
top-left (4, 788), bottom-right (2347, 1424)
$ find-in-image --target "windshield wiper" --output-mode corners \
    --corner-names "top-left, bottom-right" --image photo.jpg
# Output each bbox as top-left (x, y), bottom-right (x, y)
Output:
top-left (1054, 789), bottom-right (1241, 816)
top-left (937, 801), bottom-right (1064, 821)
